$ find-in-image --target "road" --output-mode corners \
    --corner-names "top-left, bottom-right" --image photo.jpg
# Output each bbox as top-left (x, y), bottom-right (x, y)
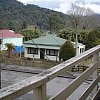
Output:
top-left (1, 64), bottom-right (92, 100)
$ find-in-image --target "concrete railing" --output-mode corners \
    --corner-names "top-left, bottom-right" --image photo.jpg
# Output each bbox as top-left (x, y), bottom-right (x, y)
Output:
top-left (0, 45), bottom-right (100, 100)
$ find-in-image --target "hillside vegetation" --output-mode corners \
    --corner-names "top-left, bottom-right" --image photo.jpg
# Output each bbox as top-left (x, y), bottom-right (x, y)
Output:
top-left (0, 0), bottom-right (66, 31)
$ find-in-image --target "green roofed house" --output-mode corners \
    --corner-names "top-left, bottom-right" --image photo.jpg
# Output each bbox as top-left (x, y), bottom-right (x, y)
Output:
top-left (23, 34), bottom-right (85, 61)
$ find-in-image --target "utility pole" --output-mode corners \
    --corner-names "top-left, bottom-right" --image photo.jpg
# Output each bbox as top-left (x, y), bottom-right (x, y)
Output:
top-left (75, 32), bottom-right (78, 56)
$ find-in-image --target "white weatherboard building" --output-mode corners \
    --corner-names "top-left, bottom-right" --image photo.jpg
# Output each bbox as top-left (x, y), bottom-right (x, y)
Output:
top-left (23, 34), bottom-right (85, 61)
top-left (0, 29), bottom-right (23, 52)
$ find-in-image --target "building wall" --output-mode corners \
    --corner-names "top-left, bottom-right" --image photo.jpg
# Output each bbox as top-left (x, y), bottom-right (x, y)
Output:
top-left (44, 49), bottom-right (59, 61)
top-left (78, 45), bottom-right (85, 55)
top-left (24, 44), bottom-right (85, 61)
top-left (1, 38), bottom-right (23, 50)
top-left (24, 47), bottom-right (40, 59)
top-left (45, 55), bottom-right (59, 61)
top-left (24, 47), bottom-right (60, 61)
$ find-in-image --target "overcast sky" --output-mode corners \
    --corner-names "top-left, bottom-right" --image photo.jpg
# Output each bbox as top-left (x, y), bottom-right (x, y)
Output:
top-left (17, 0), bottom-right (100, 14)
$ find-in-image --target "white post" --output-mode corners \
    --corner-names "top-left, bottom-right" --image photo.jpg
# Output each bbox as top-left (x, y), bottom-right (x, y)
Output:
top-left (34, 84), bottom-right (47, 100)
top-left (20, 45), bottom-right (21, 59)
top-left (75, 32), bottom-right (78, 56)
top-left (75, 32), bottom-right (78, 69)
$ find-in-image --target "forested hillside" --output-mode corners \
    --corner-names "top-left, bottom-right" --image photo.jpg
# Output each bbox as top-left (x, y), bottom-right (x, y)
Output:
top-left (0, 0), bottom-right (66, 31)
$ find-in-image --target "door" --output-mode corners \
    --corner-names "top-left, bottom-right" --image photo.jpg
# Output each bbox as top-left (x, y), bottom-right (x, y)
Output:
top-left (40, 49), bottom-right (45, 59)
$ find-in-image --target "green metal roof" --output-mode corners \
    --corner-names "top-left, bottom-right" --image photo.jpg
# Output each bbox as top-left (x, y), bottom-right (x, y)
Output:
top-left (24, 34), bottom-right (66, 47)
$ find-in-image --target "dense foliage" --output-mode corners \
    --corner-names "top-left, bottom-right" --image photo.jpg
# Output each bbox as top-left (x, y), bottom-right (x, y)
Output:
top-left (84, 29), bottom-right (100, 49)
top-left (58, 28), bottom-right (100, 50)
top-left (0, 0), bottom-right (66, 31)
top-left (58, 29), bottom-right (76, 41)
top-left (59, 41), bottom-right (75, 61)
top-left (47, 13), bottom-right (64, 33)
top-left (20, 29), bottom-right (42, 41)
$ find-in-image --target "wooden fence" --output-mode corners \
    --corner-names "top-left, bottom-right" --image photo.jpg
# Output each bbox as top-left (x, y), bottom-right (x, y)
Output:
top-left (0, 45), bottom-right (100, 100)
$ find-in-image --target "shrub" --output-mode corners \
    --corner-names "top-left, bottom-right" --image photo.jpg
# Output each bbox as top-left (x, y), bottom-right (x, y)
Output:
top-left (59, 41), bottom-right (75, 61)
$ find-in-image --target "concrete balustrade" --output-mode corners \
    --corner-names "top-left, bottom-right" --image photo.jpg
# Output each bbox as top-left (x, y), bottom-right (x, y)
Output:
top-left (0, 45), bottom-right (100, 100)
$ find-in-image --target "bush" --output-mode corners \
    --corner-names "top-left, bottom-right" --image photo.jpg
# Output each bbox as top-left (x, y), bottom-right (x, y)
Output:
top-left (84, 29), bottom-right (100, 49)
top-left (59, 41), bottom-right (75, 61)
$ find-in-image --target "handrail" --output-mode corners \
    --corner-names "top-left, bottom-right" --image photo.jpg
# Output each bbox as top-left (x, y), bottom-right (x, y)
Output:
top-left (79, 75), bottom-right (100, 100)
top-left (92, 89), bottom-right (100, 100)
top-left (49, 61), bottom-right (100, 100)
top-left (0, 45), bottom-right (100, 100)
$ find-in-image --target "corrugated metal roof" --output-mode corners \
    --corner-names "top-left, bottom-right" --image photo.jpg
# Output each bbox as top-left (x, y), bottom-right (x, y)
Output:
top-left (0, 29), bottom-right (23, 38)
top-left (24, 34), bottom-right (66, 46)
top-left (23, 34), bottom-right (85, 49)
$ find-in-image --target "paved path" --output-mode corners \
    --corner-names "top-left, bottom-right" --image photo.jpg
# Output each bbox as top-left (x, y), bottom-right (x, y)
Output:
top-left (1, 63), bottom-right (82, 79)
top-left (1, 63), bottom-right (45, 74)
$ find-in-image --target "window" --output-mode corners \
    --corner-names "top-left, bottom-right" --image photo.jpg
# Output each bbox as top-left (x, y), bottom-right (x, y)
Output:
top-left (80, 48), bottom-right (84, 54)
top-left (46, 49), bottom-right (58, 56)
top-left (0, 39), bottom-right (2, 44)
top-left (28, 47), bottom-right (38, 54)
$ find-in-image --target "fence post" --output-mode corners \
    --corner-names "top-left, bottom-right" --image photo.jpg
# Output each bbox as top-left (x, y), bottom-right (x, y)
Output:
top-left (92, 52), bottom-right (99, 96)
top-left (34, 84), bottom-right (47, 100)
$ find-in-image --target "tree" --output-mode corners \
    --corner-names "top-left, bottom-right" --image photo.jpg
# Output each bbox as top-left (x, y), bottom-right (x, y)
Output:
top-left (33, 29), bottom-right (42, 38)
top-left (59, 41), bottom-right (75, 61)
top-left (67, 4), bottom-right (95, 56)
top-left (47, 12), bottom-right (64, 34)
top-left (84, 29), bottom-right (100, 49)
top-left (5, 43), bottom-right (15, 58)
top-left (20, 29), bottom-right (42, 41)
top-left (67, 4), bottom-right (95, 30)
top-left (58, 28), bottom-right (76, 41)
